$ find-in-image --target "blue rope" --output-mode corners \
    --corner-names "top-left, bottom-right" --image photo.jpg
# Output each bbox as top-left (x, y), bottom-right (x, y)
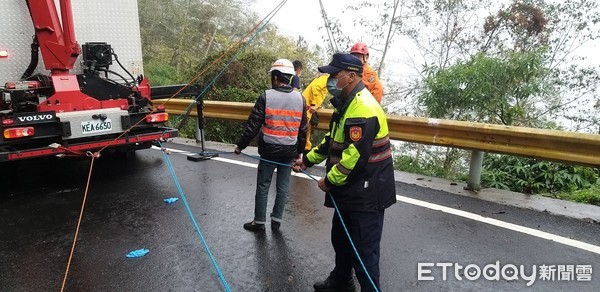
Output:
top-left (239, 152), bottom-right (294, 166)
top-left (160, 145), bottom-right (379, 291)
top-left (157, 141), bottom-right (232, 292)
top-left (240, 152), bottom-right (379, 292)
top-left (325, 189), bottom-right (379, 292)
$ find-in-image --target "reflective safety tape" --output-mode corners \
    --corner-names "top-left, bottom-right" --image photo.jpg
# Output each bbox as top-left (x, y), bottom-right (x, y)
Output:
top-left (265, 108), bottom-right (303, 118)
top-left (332, 135), bottom-right (389, 151)
top-left (368, 147), bottom-right (392, 163)
top-left (335, 162), bottom-right (352, 175)
top-left (265, 119), bottom-right (301, 128)
top-left (262, 127), bottom-right (299, 137)
top-left (372, 135), bottom-right (390, 148)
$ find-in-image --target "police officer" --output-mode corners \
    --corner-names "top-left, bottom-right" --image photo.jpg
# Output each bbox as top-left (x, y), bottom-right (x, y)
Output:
top-left (236, 59), bottom-right (308, 231)
top-left (293, 53), bottom-right (396, 291)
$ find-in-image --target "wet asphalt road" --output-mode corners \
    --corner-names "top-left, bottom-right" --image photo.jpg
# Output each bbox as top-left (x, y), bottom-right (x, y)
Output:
top-left (1, 142), bottom-right (600, 291)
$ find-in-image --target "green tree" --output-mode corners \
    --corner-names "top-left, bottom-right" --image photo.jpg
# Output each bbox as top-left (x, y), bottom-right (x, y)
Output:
top-left (139, 0), bottom-right (258, 80)
top-left (180, 45), bottom-right (321, 142)
top-left (398, 0), bottom-right (598, 178)
top-left (419, 49), bottom-right (549, 126)
top-left (481, 0), bottom-right (600, 132)
top-left (138, 0), bottom-right (325, 140)
top-left (413, 0), bottom-right (600, 196)
top-left (342, 0), bottom-right (407, 75)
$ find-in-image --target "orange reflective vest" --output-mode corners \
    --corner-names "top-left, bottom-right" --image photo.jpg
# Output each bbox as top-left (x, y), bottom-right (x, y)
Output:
top-left (262, 89), bottom-right (305, 145)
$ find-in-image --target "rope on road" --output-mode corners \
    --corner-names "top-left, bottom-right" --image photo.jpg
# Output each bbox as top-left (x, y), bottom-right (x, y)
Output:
top-left (158, 141), bottom-right (232, 292)
top-left (60, 154), bottom-right (98, 292)
top-left (239, 152), bottom-right (380, 292)
top-left (58, 1), bottom-right (289, 290)
top-left (158, 146), bottom-right (380, 291)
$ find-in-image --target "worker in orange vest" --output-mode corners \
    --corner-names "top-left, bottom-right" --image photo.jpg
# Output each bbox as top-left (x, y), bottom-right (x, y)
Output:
top-left (350, 42), bottom-right (384, 103)
top-left (235, 59), bottom-right (308, 232)
top-left (301, 74), bottom-right (329, 153)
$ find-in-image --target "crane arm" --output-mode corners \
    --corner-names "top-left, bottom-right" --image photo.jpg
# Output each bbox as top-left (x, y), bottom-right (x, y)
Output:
top-left (26, 0), bottom-right (80, 74)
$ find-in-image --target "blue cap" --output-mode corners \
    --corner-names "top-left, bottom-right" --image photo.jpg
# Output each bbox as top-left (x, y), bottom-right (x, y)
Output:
top-left (318, 53), bottom-right (363, 74)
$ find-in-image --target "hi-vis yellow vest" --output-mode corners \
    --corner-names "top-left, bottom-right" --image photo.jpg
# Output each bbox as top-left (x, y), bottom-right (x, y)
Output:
top-left (307, 87), bottom-right (391, 184)
top-left (305, 86), bottom-right (396, 211)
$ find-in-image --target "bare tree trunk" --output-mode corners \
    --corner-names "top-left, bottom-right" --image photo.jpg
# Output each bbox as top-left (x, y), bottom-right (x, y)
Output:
top-left (174, 0), bottom-right (191, 72)
top-left (203, 24), bottom-right (218, 62)
top-left (378, 0), bottom-right (403, 76)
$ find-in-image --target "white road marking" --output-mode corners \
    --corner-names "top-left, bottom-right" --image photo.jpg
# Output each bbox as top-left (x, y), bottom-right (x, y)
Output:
top-left (213, 157), bottom-right (260, 169)
top-left (152, 146), bottom-right (315, 178)
top-left (397, 196), bottom-right (600, 255)
top-left (152, 146), bottom-right (600, 255)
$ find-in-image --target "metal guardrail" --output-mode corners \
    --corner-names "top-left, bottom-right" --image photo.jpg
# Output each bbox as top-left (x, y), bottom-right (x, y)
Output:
top-left (385, 116), bottom-right (600, 167)
top-left (157, 99), bottom-right (600, 170)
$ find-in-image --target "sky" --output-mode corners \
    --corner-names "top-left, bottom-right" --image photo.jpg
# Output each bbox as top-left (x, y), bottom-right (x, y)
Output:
top-left (251, 0), bottom-right (342, 47)
top-left (250, 0), bottom-right (415, 88)
top-left (250, 0), bottom-right (600, 70)
top-left (251, 0), bottom-right (600, 130)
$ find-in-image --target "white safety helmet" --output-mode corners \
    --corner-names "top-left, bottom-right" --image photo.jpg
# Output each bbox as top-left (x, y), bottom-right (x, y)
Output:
top-left (269, 59), bottom-right (295, 76)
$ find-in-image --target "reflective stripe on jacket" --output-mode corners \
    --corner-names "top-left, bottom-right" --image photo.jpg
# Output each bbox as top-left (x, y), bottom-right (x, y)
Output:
top-left (262, 89), bottom-right (304, 145)
top-left (304, 82), bottom-right (396, 212)
top-left (237, 86), bottom-right (308, 159)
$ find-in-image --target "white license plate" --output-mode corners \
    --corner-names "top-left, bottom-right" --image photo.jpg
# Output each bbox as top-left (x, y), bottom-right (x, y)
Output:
top-left (81, 119), bottom-right (113, 135)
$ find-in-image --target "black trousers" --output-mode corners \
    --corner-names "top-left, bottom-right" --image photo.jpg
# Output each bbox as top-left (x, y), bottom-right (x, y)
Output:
top-left (330, 209), bottom-right (385, 292)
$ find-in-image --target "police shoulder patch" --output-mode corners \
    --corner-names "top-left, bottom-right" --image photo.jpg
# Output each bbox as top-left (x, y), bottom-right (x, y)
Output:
top-left (349, 126), bottom-right (362, 142)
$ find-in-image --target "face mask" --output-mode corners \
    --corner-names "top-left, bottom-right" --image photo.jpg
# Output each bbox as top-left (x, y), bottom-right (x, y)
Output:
top-left (326, 77), bottom-right (342, 97)
top-left (327, 72), bottom-right (352, 97)
top-left (334, 72), bottom-right (352, 90)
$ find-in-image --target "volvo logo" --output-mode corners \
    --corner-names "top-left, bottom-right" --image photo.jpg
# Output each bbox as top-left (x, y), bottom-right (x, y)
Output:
top-left (17, 114), bottom-right (53, 122)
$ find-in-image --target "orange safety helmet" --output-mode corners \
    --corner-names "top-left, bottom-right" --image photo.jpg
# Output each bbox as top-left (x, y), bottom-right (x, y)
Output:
top-left (350, 42), bottom-right (369, 56)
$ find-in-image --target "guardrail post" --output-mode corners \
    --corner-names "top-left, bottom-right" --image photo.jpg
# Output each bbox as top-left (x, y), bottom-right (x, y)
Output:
top-left (466, 150), bottom-right (484, 191)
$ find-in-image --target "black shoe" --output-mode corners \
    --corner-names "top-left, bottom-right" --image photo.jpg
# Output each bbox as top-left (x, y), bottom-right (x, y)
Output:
top-left (243, 221), bottom-right (265, 232)
top-left (271, 220), bottom-right (281, 231)
top-left (313, 277), bottom-right (355, 292)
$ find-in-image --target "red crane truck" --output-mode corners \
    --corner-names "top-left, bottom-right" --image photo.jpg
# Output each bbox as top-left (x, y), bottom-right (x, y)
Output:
top-left (0, 0), bottom-right (189, 162)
